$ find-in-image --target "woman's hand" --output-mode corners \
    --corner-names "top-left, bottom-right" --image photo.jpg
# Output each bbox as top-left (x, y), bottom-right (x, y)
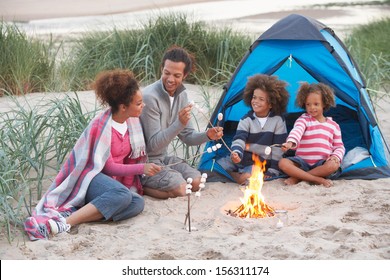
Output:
top-left (143, 163), bottom-right (162, 176)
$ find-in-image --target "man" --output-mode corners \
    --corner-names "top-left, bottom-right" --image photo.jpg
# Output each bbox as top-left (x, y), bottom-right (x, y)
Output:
top-left (140, 46), bottom-right (223, 199)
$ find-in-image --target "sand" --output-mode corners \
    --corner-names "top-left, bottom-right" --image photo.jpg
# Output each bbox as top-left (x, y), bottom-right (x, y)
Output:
top-left (1, 0), bottom-right (389, 274)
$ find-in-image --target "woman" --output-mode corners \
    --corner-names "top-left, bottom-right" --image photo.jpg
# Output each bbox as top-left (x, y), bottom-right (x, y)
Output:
top-left (24, 69), bottom-right (161, 240)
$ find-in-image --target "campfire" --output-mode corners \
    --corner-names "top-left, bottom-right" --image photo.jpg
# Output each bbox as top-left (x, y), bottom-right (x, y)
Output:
top-left (229, 155), bottom-right (275, 218)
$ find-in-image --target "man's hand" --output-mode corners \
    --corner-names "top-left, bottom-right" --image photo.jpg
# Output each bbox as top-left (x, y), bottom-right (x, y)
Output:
top-left (206, 126), bottom-right (223, 140)
top-left (178, 104), bottom-right (193, 126)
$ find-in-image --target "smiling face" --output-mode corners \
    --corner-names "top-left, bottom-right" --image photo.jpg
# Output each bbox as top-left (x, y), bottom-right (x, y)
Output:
top-left (305, 91), bottom-right (324, 121)
top-left (161, 59), bottom-right (187, 96)
top-left (124, 90), bottom-right (144, 118)
top-left (251, 88), bottom-right (272, 117)
top-left (114, 90), bottom-right (144, 123)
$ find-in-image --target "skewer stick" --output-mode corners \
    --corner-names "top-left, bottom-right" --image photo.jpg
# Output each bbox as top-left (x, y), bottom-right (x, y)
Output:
top-left (187, 193), bottom-right (191, 232)
top-left (270, 144), bottom-right (282, 147)
top-left (220, 137), bottom-right (233, 153)
top-left (217, 112), bottom-right (223, 128)
top-left (184, 174), bottom-right (207, 229)
top-left (189, 101), bottom-right (233, 153)
top-left (165, 144), bottom-right (223, 167)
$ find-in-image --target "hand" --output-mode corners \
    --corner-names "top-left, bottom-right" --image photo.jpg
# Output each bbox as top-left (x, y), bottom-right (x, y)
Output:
top-left (206, 126), bottom-right (223, 140)
top-left (327, 156), bottom-right (340, 164)
top-left (143, 163), bottom-right (162, 176)
top-left (281, 142), bottom-right (294, 152)
top-left (231, 152), bottom-right (241, 164)
top-left (178, 104), bottom-right (193, 126)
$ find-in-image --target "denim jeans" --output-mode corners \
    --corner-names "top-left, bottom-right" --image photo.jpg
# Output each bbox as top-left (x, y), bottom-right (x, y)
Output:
top-left (85, 173), bottom-right (145, 221)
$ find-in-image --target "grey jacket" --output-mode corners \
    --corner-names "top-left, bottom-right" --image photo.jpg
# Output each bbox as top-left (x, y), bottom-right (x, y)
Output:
top-left (140, 79), bottom-right (209, 161)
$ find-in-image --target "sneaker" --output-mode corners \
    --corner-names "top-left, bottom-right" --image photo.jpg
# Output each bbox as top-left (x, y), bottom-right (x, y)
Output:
top-left (48, 218), bottom-right (71, 235)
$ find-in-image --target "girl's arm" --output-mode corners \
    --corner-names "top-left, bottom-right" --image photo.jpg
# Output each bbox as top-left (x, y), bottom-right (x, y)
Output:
top-left (331, 122), bottom-right (345, 162)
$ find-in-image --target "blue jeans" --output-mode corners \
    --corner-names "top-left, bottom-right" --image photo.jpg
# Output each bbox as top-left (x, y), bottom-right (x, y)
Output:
top-left (287, 156), bottom-right (342, 180)
top-left (85, 173), bottom-right (145, 221)
top-left (217, 156), bottom-right (253, 174)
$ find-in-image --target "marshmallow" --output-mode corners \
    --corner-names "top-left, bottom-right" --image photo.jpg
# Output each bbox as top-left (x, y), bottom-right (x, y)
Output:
top-left (265, 146), bottom-right (272, 155)
top-left (186, 178), bottom-right (193, 184)
top-left (218, 113), bottom-right (223, 121)
top-left (186, 189), bottom-right (192, 195)
top-left (207, 147), bottom-right (213, 153)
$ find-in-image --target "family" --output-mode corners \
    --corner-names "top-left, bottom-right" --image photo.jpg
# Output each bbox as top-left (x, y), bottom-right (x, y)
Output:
top-left (24, 46), bottom-right (345, 240)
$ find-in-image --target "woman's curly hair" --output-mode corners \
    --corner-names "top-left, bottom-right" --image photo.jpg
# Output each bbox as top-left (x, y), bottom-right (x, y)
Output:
top-left (91, 69), bottom-right (139, 114)
top-left (295, 82), bottom-right (335, 112)
top-left (243, 74), bottom-right (289, 115)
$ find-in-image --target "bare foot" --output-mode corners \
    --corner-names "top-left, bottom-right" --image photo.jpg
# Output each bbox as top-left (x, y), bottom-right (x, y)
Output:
top-left (318, 178), bottom-right (333, 188)
top-left (284, 177), bottom-right (301, 185)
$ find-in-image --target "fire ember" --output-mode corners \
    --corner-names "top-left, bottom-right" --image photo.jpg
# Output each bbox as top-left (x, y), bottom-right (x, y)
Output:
top-left (228, 155), bottom-right (275, 218)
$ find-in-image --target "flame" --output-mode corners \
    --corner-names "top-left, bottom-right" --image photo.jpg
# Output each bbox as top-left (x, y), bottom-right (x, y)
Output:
top-left (236, 155), bottom-right (274, 218)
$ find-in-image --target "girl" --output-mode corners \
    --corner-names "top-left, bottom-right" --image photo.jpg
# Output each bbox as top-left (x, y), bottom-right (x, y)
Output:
top-left (279, 82), bottom-right (345, 187)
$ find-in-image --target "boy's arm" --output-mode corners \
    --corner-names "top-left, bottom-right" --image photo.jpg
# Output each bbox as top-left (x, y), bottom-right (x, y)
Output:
top-left (231, 119), bottom-right (250, 160)
top-left (268, 118), bottom-right (287, 174)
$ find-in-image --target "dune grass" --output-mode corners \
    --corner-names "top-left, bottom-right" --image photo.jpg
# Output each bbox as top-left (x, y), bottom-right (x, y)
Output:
top-left (344, 17), bottom-right (390, 103)
top-left (0, 13), bottom-right (389, 242)
top-left (59, 13), bottom-right (252, 90)
top-left (0, 22), bottom-right (57, 96)
top-left (0, 93), bottom-right (97, 242)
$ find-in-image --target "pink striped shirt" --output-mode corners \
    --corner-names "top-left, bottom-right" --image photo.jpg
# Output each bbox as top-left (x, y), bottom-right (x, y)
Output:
top-left (287, 113), bottom-right (345, 166)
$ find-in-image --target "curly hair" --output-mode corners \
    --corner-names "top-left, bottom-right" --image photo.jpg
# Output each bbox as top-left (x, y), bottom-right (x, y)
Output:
top-left (161, 45), bottom-right (196, 75)
top-left (91, 69), bottom-right (139, 114)
top-left (295, 82), bottom-right (335, 112)
top-left (243, 74), bottom-right (289, 115)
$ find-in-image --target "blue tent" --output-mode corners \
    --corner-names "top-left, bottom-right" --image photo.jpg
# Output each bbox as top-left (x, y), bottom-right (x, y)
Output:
top-left (198, 14), bottom-right (390, 180)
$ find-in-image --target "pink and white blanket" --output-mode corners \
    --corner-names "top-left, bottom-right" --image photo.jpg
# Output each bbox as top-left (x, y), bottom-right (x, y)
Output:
top-left (24, 109), bottom-right (146, 240)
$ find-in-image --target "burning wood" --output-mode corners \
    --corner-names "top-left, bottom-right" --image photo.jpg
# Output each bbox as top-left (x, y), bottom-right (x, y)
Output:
top-left (228, 155), bottom-right (275, 218)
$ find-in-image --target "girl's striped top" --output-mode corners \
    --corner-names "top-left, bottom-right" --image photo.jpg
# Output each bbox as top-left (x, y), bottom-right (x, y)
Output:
top-left (287, 113), bottom-right (345, 166)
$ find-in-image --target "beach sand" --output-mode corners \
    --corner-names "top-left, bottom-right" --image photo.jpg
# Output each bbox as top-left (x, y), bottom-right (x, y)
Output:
top-left (1, 0), bottom-right (390, 263)
top-left (1, 91), bottom-right (389, 261)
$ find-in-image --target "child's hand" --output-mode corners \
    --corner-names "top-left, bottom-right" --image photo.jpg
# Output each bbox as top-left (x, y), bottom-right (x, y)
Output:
top-left (327, 156), bottom-right (340, 165)
top-left (231, 152), bottom-right (241, 164)
top-left (281, 142), bottom-right (294, 152)
top-left (143, 163), bottom-right (162, 176)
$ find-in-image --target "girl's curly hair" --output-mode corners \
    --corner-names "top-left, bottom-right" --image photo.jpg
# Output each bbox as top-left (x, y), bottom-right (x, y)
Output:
top-left (295, 82), bottom-right (335, 112)
top-left (243, 74), bottom-right (289, 115)
top-left (91, 69), bottom-right (139, 114)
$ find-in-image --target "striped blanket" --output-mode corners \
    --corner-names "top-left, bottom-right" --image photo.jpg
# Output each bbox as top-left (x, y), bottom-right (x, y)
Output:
top-left (24, 109), bottom-right (146, 240)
